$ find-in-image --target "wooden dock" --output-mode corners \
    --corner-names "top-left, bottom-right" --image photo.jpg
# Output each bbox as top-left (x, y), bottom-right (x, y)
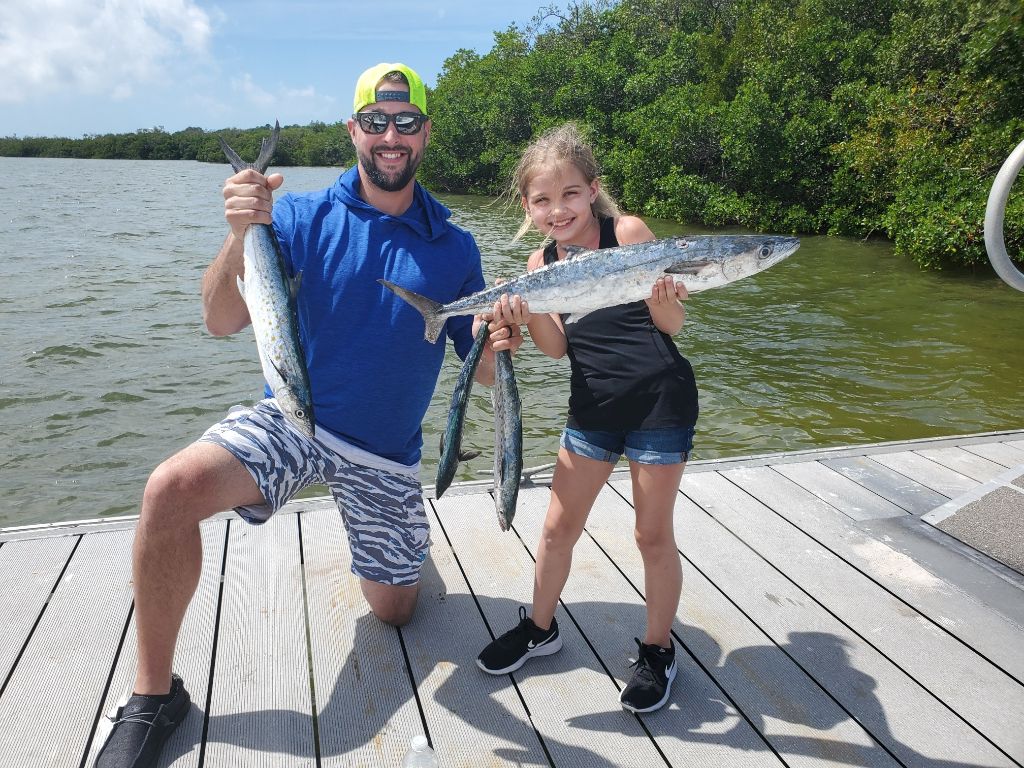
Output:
top-left (1, 430), bottom-right (1023, 767)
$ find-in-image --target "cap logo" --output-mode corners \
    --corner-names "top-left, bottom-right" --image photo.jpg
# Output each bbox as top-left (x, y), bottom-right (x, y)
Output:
top-left (375, 90), bottom-right (409, 103)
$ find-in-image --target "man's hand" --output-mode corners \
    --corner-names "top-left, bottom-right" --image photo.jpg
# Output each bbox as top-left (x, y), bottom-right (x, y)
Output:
top-left (223, 169), bottom-right (284, 239)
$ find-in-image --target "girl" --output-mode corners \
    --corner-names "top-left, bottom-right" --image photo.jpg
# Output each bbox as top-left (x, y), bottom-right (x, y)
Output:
top-left (476, 123), bottom-right (698, 714)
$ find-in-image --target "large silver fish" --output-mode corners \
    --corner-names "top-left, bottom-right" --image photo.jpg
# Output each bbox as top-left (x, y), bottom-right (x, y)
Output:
top-left (492, 349), bottom-right (522, 531)
top-left (380, 234), bottom-right (799, 343)
top-left (435, 323), bottom-right (487, 498)
top-left (219, 124), bottom-right (315, 438)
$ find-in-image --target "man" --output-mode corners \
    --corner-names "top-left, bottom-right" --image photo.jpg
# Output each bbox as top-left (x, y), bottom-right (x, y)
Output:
top-left (94, 62), bottom-right (520, 768)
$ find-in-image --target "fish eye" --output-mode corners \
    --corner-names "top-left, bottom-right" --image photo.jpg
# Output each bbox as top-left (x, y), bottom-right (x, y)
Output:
top-left (295, 409), bottom-right (305, 419)
top-left (759, 245), bottom-right (773, 258)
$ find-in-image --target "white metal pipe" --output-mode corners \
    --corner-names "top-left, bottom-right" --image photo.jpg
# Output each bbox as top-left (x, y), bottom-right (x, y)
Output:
top-left (984, 138), bottom-right (1024, 292)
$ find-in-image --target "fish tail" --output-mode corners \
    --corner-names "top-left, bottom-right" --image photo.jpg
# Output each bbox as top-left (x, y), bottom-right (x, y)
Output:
top-left (218, 120), bottom-right (281, 174)
top-left (378, 279), bottom-right (446, 343)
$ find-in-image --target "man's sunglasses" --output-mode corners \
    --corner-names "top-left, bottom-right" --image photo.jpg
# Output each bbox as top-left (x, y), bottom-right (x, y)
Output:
top-left (353, 111), bottom-right (429, 135)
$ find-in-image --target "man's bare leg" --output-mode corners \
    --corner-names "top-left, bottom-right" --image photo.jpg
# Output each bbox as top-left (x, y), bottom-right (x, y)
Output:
top-left (131, 441), bottom-right (264, 695)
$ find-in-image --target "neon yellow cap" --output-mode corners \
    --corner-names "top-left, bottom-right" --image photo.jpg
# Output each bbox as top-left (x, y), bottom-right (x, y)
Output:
top-left (353, 63), bottom-right (427, 114)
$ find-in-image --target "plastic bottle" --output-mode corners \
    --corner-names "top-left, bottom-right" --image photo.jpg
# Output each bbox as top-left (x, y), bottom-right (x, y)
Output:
top-left (401, 734), bottom-right (438, 768)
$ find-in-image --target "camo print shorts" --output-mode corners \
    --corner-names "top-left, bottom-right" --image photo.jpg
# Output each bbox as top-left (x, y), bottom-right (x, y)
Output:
top-left (199, 399), bottom-right (428, 586)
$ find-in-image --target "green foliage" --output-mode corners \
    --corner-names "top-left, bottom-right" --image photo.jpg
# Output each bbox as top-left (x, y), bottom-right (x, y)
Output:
top-left (0, 123), bottom-right (355, 168)
top-left (421, 0), bottom-right (1022, 271)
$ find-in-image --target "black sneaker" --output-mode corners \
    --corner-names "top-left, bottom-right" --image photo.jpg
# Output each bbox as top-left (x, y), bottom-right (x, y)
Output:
top-left (619, 639), bottom-right (677, 713)
top-left (94, 674), bottom-right (190, 768)
top-left (477, 606), bottom-right (562, 674)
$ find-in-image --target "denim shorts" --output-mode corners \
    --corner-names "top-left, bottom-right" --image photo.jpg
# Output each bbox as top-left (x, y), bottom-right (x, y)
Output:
top-left (560, 425), bottom-right (695, 465)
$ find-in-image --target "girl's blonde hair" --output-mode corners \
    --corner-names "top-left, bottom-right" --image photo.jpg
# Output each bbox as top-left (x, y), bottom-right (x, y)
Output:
top-left (511, 122), bottom-right (621, 242)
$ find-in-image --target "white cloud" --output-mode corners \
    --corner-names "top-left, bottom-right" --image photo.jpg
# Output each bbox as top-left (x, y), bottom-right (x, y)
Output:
top-left (0, 0), bottom-right (212, 103)
top-left (232, 73), bottom-right (275, 108)
top-left (231, 73), bottom-right (336, 117)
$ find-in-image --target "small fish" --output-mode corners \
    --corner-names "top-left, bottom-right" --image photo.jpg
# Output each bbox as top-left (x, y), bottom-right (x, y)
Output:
top-left (219, 123), bottom-right (314, 438)
top-left (435, 323), bottom-right (488, 498)
top-left (492, 349), bottom-right (522, 531)
top-left (380, 234), bottom-right (800, 343)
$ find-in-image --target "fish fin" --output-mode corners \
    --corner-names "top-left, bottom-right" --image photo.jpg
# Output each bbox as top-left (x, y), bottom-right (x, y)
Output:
top-left (218, 137), bottom-right (248, 174)
top-left (218, 120), bottom-right (280, 174)
top-left (290, 272), bottom-right (303, 301)
top-left (252, 121), bottom-right (281, 174)
top-left (236, 275), bottom-right (246, 299)
top-left (268, 355), bottom-right (291, 386)
top-left (562, 245), bottom-right (590, 260)
top-left (665, 259), bottom-right (711, 275)
top-left (378, 279), bottom-right (446, 344)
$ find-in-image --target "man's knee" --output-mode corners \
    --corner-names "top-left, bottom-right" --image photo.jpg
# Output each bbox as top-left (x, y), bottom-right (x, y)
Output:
top-left (361, 580), bottom-right (420, 626)
top-left (141, 460), bottom-right (190, 521)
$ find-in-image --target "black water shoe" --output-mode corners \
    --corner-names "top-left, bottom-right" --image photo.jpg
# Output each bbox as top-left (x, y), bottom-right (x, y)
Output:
top-left (94, 673), bottom-right (190, 768)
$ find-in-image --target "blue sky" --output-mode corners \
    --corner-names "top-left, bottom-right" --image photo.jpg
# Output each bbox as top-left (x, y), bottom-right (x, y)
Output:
top-left (1, 0), bottom-right (561, 138)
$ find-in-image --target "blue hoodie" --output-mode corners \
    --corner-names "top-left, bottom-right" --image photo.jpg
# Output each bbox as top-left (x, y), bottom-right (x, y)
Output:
top-left (271, 166), bottom-right (485, 465)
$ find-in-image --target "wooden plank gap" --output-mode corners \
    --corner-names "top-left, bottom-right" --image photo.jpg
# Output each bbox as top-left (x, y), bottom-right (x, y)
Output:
top-left (77, 600), bottom-right (136, 768)
top-left (295, 511), bottom-right (323, 768)
top-left (196, 516), bottom-right (232, 768)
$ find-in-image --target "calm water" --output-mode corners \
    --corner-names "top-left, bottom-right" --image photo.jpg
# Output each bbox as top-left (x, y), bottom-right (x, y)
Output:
top-left (1, 158), bottom-right (1022, 527)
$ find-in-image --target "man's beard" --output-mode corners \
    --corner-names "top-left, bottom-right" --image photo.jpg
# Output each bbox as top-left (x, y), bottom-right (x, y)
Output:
top-left (358, 145), bottom-right (420, 192)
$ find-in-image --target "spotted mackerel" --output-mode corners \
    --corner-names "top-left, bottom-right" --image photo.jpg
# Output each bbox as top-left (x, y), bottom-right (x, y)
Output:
top-left (492, 349), bottom-right (522, 531)
top-left (435, 323), bottom-right (487, 498)
top-left (219, 123), bottom-right (314, 438)
top-left (380, 234), bottom-right (800, 344)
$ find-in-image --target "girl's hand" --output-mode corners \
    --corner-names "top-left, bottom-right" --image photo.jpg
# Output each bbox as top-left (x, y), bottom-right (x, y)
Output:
top-left (646, 276), bottom-right (688, 307)
top-left (473, 311), bottom-right (524, 355)
top-left (493, 292), bottom-right (531, 327)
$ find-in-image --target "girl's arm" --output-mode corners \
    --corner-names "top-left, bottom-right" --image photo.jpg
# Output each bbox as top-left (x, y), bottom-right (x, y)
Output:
top-left (615, 216), bottom-right (688, 335)
top-left (522, 248), bottom-right (568, 359)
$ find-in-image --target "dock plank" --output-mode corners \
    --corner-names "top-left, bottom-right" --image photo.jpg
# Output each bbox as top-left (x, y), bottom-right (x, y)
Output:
top-left (513, 485), bottom-right (789, 767)
top-left (84, 521), bottom-right (228, 768)
top-left (0, 530), bottom-right (134, 767)
top-left (0, 536), bottom-right (76, 686)
top-left (434, 491), bottom-right (668, 768)
top-left (681, 470), bottom-right (1021, 766)
top-left (720, 464), bottom-right (1024, 718)
top-left (300, 506), bottom-right (422, 767)
top-left (203, 515), bottom-right (315, 766)
top-left (869, 451), bottom-right (974, 498)
top-left (1, 430), bottom-right (1023, 768)
top-left (769, 462), bottom-right (907, 521)
top-left (819, 456), bottom-right (948, 515)
top-left (914, 446), bottom-right (1013, 483)
top-left (961, 441), bottom-right (1024, 467)
top-left (690, 468), bottom-right (1024, 684)
top-left (406, 501), bottom-right (550, 767)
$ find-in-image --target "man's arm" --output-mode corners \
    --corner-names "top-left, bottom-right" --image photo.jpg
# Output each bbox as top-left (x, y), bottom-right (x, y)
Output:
top-left (202, 232), bottom-right (250, 336)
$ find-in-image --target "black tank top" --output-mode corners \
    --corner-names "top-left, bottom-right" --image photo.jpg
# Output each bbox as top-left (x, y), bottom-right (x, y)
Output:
top-left (543, 217), bottom-right (699, 431)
